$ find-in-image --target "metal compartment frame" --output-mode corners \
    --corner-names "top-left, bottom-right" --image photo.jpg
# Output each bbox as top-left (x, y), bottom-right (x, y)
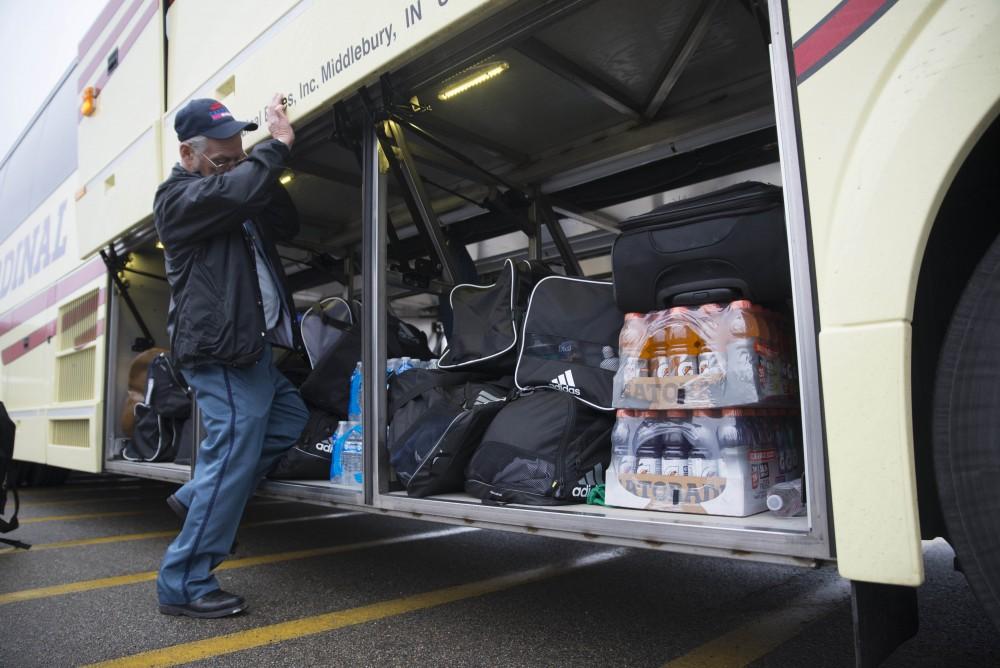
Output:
top-left (362, 0), bottom-right (833, 564)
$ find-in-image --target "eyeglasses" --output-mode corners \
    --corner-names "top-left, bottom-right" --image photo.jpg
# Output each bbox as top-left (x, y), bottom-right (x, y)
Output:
top-left (199, 150), bottom-right (248, 173)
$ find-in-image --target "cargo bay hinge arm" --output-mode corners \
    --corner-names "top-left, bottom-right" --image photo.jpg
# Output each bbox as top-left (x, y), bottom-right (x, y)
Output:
top-left (100, 246), bottom-right (155, 352)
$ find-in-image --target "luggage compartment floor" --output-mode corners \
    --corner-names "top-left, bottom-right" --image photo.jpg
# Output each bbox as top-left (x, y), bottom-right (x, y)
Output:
top-left (383, 491), bottom-right (811, 534)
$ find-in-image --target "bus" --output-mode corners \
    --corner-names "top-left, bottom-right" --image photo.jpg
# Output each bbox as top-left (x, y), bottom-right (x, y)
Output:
top-left (1, 1), bottom-right (997, 661)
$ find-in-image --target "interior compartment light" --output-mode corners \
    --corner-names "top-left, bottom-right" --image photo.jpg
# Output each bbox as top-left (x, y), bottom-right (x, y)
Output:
top-left (437, 61), bottom-right (509, 101)
top-left (81, 87), bottom-right (97, 116)
top-left (279, 172), bottom-right (294, 185)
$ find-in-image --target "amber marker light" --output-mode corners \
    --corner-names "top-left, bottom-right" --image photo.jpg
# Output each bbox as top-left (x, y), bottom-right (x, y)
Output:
top-left (437, 62), bottom-right (509, 101)
top-left (81, 87), bottom-right (97, 116)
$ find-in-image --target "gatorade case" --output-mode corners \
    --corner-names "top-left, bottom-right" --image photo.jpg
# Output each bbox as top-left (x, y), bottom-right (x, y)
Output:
top-left (611, 182), bottom-right (790, 312)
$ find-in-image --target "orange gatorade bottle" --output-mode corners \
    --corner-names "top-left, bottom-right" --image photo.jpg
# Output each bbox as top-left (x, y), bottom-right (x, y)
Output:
top-left (666, 307), bottom-right (700, 376)
top-left (642, 310), bottom-right (671, 378)
top-left (750, 304), bottom-right (776, 392)
top-left (697, 303), bottom-right (724, 375)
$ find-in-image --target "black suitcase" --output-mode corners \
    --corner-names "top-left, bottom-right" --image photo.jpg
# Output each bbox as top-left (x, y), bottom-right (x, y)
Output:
top-left (612, 182), bottom-right (789, 312)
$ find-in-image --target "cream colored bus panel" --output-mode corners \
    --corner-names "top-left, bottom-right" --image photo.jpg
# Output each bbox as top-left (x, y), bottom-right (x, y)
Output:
top-left (163, 0), bottom-right (506, 168)
top-left (45, 286), bottom-right (107, 473)
top-left (78, 0), bottom-right (165, 186)
top-left (77, 124), bottom-right (162, 260)
top-left (791, 0), bottom-right (1000, 585)
top-left (165, 0), bottom-right (301, 111)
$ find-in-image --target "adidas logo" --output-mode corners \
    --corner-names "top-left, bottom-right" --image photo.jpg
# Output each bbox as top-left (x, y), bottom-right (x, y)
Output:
top-left (571, 463), bottom-right (605, 497)
top-left (550, 369), bottom-right (582, 396)
top-left (473, 390), bottom-right (504, 406)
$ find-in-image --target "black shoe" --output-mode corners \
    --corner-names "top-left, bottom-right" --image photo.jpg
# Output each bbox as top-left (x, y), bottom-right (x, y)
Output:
top-left (159, 590), bottom-right (247, 618)
top-left (166, 493), bottom-right (239, 555)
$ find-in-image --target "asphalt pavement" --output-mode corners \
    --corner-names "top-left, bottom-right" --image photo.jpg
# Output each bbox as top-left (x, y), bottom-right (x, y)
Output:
top-left (1, 475), bottom-right (998, 667)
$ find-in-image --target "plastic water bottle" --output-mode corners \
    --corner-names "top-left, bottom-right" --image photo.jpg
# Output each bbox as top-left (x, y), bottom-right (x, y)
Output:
top-left (766, 478), bottom-right (805, 517)
top-left (341, 423), bottom-right (364, 489)
top-left (348, 362), bottom-right (363, 422)
top-left (396, 357), bottom-right (414, 374)
top-left (611, 410), bottom-right (635, 475)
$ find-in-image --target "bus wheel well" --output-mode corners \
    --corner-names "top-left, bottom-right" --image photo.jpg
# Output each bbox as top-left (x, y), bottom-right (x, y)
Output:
top-left (912, 114), bottom-right (1000, 540)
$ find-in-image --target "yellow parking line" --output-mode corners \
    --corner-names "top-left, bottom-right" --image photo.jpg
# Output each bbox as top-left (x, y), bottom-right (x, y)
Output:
top-left (0, 512), bottom-right (363, 555)
top-left (87, 549), bottom-right (625, 668)
top-left (17, 484), bottom-right (153, 498)
top-left (23, 494), bottom-right (169, 508)
top-left (0, 526), bottom-right (477, 606)
top-left (661, 580), bottom-right (849, 668)
top-left (19, 510), bottom-right (146, 524)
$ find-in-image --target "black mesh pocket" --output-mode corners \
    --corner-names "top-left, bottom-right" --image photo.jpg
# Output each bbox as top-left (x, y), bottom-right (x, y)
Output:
top-left (466, 441), bottom-right (557, 500)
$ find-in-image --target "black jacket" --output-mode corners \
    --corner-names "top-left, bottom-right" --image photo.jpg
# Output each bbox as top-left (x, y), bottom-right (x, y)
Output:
top-left (153, 139), bottom-right (301, 368)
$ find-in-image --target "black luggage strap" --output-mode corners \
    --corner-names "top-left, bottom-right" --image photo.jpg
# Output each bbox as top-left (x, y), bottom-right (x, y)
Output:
top-left (389, 372), bottom-right (489, 413)
top-left (0, 489), bottom-right (29, 550)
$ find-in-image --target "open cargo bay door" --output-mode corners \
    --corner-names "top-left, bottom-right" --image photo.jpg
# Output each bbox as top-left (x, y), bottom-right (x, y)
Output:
top-left (75, 0), bottom-right (166, 259)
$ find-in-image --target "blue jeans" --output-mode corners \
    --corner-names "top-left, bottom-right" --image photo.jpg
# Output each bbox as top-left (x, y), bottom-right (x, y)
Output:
top-left (157, 344), bottom-right (308, 605)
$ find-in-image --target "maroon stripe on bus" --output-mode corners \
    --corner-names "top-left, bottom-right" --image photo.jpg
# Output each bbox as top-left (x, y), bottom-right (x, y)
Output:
top-left (0, 258), bottom-right (106, 338)
top-left (78, 0), bottom-right (128, 61)
top-left (60, 289), bottom-right (106, 332)
top-left (793, 0), bottom-right (897, 84)
top-left (77, 0), bottom-right (144, 92)
top-left (74, 318), bottom-right (106, 348)
top-left (2, 320), bottom-right (57, 366)
top-left (93, 0), bottom-right (161, 93)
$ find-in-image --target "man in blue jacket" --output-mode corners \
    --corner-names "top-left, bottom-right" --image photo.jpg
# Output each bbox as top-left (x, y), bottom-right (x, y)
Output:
top-left (153, 94), bottom-right (308, 618)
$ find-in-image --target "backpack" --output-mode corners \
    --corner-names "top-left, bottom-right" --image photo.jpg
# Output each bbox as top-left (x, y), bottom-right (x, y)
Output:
top-left (438, 258), bottom-right (550, 374)
top-left (268, 411), bottom-right (341, 480)
top-left (122, 354), bottom-right (192, 462)
top-left (299, 299), bottom-right (432, 415)
top-left (0, 402), bottom-right (28, 549)
top-left (465, 390), bottom-right (614, 505)
top-left (387, 369), bottom-right (514, 497)
top-left (121, 348), bottom-right (169, 437)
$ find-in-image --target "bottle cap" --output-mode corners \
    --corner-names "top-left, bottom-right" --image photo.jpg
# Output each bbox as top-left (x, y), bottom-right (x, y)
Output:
top-left (766, 494), bottom-right (784, 512)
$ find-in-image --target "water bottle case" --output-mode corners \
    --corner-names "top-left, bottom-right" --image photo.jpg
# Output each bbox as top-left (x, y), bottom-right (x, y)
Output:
top-left (606, 409), bottom-right (803, 517)
top-left (612, 181), bottom-right (790, 312)
top-left (613, 301), bottom-right (798, 410)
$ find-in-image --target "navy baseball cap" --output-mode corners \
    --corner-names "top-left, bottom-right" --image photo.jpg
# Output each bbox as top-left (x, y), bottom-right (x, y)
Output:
top-left (175, 99), bottom-right (258, 142)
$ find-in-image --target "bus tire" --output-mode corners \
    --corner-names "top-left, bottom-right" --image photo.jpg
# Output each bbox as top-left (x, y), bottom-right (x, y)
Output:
top-left (933, 232), bottom-right (1000, 630)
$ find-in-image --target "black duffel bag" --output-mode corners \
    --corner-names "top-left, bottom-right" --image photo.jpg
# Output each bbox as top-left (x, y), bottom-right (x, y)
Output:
top-left (387, 369), bottom-right (513, 497)
top-left (299, 299), bottom-right (432, 415)
top-left (268, 411), bottom-right (340, 480)
top-left (515, 276), bottom-right (624, 411)
top-left (465, 390), bottom-right (614, 505)
top-left (122, 354), bottom-right (191, 463)
top-left (438, 258), bottom-right (550, 373)
top-left (612, 182), bottom-right (789, 312)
